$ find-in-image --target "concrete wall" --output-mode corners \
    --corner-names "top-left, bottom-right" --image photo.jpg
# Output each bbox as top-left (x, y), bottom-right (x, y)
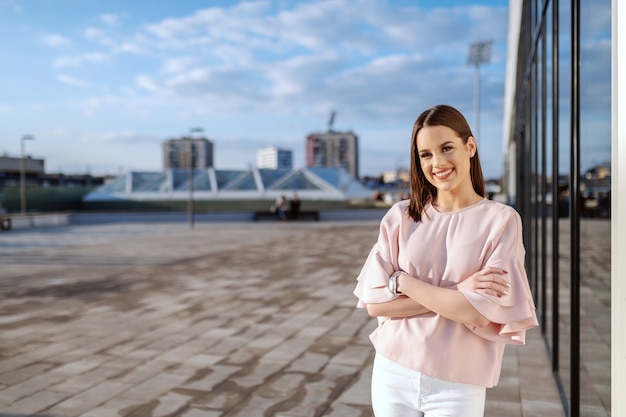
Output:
top-left (3, 213), bottom-right (70, 230)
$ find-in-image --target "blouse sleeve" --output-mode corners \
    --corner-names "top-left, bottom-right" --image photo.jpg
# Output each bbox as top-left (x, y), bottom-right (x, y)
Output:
top-left (460, 207), bottom-right (539, 345)
top-left (353, 204), bottom-right (403, 308)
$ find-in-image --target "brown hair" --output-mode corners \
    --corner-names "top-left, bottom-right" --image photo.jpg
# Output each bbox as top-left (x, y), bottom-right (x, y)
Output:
top-left (407, 104), bottom-right (486, 222)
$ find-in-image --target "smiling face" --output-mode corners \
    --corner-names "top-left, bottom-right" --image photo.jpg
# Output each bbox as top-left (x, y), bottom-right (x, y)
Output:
top-left (407, 104), bottom-right (486, 221)
top-left (416, 125), bottom-right (476, 196)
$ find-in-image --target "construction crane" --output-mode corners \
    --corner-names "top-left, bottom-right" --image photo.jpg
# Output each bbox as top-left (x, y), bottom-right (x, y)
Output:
top-left (328, 110), bottom-right (336, 132)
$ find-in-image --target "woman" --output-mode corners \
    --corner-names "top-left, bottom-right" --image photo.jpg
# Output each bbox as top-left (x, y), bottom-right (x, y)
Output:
top-left (272, 195), bottom-right (289, 220)
top-left (354, 104), bottom-right (538, 417)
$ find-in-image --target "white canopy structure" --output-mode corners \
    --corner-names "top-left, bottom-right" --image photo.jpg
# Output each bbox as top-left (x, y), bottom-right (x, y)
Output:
top-left (83, 167), bottom-right (373, 202)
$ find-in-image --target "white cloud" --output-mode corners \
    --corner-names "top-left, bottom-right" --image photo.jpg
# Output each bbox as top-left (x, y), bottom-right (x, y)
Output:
top-left (161, 56), bottom-right (197, 74)
top-left (121, 0), bottom-right (507, 119)
top-left (114, 41), bottom-right (148, 55)
top-left (265, 52), bottom-right (340, 98)
top-left (84, 27), bottom-right (114, 46)
top-left (100, 13), bottom-right (121, 26)
top-left (135, 75), bottom-right (163, 95)
top-left (41, 34), bottom-right (70, 48)
top-left (53, 52), bottom-right (110, 68)
top-left (58, 74), bottom-right (91, 88)
top-left (61, 95), bottom-right (122, 118)
top-left (51, 0), bottom-right (506, 150)
top-left (0, 0), bottom-right (20, 12)
top-left (81, 130), bottom-right (138, 143)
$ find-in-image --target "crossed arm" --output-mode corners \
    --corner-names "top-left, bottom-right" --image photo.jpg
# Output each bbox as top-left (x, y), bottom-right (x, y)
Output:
top-left (365, 267), bottom-right (510, 328)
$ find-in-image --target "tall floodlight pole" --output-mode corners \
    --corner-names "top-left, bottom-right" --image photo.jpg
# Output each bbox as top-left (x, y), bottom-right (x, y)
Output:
top-left (467, 41), bottom-right (493, 145)
top-left (188, 127), bottom-right (204, 229)
top-left (20, 135), bottom-right (35, 214)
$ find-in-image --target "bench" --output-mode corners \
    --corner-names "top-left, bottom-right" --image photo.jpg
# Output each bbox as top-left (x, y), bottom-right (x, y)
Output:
top-left (253, 210), bottom-right (320, 221)
top-left (0, 216), bottom-right (11, 231)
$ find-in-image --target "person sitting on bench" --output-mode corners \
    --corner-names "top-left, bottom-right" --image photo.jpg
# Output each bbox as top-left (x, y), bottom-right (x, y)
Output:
top-left (271, 195), bottom-right (289, 220)
top-left (289, 193), bottom-right (301, 220)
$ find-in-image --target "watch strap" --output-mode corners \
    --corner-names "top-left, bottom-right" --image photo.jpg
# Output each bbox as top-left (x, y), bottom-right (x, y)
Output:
top-left (388, 271), bottom-right (403, 295)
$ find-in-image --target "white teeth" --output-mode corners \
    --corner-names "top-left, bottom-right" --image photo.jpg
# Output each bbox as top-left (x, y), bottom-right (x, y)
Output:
top-left (434, 169), bottom-right (452, 178)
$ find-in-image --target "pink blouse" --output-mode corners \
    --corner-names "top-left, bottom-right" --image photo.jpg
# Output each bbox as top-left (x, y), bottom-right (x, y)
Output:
top-left (353, 199), bottom-right (538, 387)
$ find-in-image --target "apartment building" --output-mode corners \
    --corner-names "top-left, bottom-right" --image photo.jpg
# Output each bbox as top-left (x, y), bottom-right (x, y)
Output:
top-left (305, 131), bottom-right (359, 179)
top-left (163, 137), bottom-right (213, 170)
top-left (257, 147), bottom-right (293, 169)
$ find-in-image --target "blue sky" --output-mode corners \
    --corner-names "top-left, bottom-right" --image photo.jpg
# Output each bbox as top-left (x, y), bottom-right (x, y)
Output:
top-left (1, 0), bottom-right (512, 178)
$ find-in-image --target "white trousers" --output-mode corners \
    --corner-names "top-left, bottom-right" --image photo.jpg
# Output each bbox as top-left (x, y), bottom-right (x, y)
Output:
top-left (371, 354), bottom-right (486, 417)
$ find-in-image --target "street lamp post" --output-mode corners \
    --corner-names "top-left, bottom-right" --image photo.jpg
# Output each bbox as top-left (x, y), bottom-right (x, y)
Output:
top-left (467, 40), bottom-right (493, 145)
top-left (188, 127), bottom-right (204, 229)
top-left (20, 135), bottom-right (35, 215)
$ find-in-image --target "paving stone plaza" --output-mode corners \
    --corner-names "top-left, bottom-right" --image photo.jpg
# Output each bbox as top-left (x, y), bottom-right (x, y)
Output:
top-left (0, 218), bottom-right (609, 416)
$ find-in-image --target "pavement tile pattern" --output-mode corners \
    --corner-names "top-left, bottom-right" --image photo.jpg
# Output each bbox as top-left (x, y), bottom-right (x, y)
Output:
top-left (0, 220), bottom-right (590, 417)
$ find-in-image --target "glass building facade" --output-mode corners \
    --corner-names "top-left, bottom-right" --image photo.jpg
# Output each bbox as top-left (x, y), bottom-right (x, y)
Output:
top-left (503, 1), bottom-right (617, 416)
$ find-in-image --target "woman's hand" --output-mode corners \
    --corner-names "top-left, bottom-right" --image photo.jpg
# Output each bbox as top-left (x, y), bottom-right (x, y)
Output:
top-left (456, 267), bottom-right (511, 298)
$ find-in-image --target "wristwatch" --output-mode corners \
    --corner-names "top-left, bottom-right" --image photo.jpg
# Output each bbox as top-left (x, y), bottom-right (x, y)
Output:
top-left (388, 271), bottom-right (403, 295)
